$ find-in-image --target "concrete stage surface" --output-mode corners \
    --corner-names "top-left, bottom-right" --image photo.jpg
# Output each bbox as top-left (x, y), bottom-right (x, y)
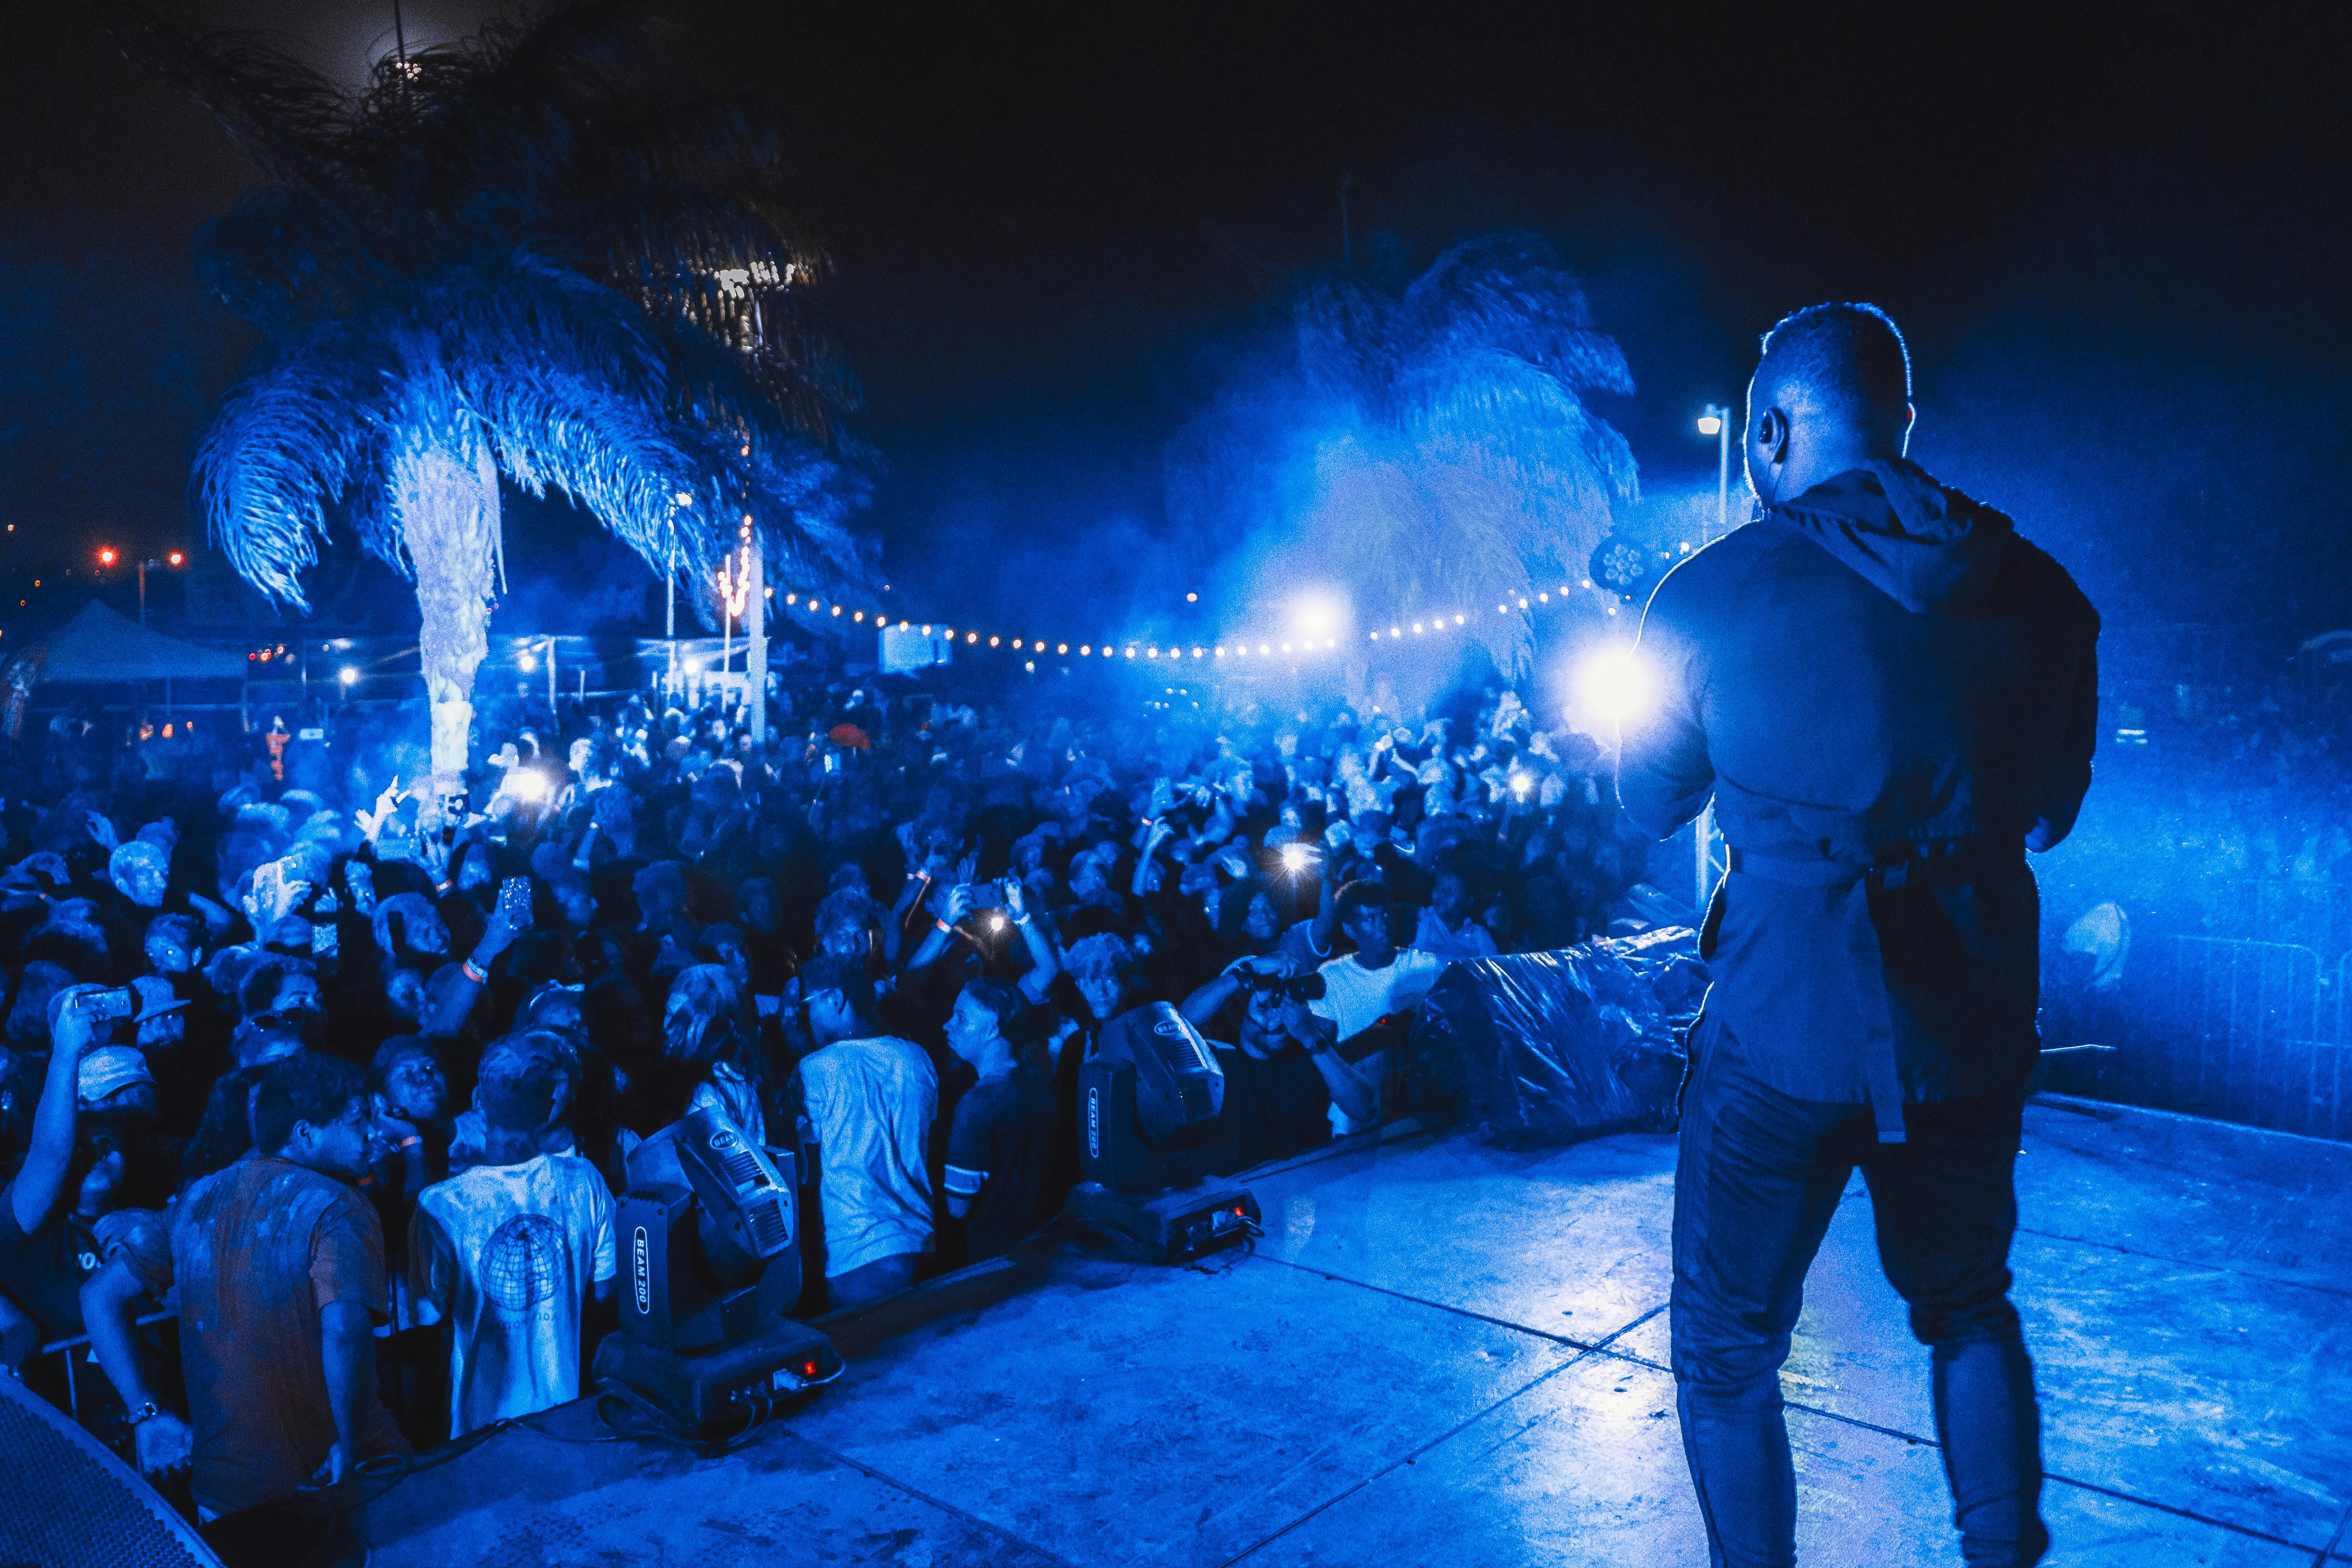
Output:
top-left (352, 1097), bottom-right (2352, 1566)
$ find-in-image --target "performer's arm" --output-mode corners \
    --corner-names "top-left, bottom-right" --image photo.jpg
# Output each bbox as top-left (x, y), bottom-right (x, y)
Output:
top-left (1616, 576), bottom-right (1714, 839)
top-left (2028, 611), bottom-right (2101, 853)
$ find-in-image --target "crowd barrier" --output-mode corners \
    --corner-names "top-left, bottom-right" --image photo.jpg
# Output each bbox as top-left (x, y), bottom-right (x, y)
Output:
top-left (2044, 928), bottom-right (2351, 1143)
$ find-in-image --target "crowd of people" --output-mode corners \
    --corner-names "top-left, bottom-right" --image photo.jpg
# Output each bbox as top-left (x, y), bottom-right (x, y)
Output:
top-left (0, 659), bottom-right (1666, 1519)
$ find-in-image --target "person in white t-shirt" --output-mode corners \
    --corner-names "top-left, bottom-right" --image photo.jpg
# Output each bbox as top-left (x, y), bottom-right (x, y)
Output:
top-left (410, 1049), bottom-right (615, 1439)
top-left (1309, 881), bottom-right (1445, 1134)
top-left (790, 955), bottom-right (936, 1308)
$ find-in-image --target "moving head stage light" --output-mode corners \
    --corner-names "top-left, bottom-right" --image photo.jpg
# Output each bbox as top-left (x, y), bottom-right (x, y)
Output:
top-left (1067, 1002), bottom-right (1261, 1262)
top-left (593, 1103), bottom-right (842, 1436)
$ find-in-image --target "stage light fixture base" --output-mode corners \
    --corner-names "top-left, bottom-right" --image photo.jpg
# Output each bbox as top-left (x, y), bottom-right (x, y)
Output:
top-left (593, 1316), bottom-right (841, 1438)
top-left (1065, 1179), bottom-right (1259, 1264)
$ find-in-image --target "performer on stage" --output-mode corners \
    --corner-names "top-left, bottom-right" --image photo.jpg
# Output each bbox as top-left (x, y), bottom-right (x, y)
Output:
top-left (1619, 302), bottom-right (2099, 1568)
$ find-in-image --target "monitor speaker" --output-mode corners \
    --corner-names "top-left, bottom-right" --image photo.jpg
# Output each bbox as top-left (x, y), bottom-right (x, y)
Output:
top-left (0, 1369), bottom-right (224, 1568)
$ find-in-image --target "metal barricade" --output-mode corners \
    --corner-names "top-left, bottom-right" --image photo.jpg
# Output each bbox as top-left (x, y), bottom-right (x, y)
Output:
top-left (2138, 936), bottom-right (2323, 1133)
top-left (2252, 880), bottom-right (2352, 971)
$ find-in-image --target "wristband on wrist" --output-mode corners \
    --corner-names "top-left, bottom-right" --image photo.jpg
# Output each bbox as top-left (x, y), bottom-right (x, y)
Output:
top-left (461, 959), bottom-right (487, 984)
top-left (125, 1400), bottom-right (162, 1428)
top-left (396, 1134), bottom-right (422, 1150)
top-left (933, 917), bottom-right (955, 937)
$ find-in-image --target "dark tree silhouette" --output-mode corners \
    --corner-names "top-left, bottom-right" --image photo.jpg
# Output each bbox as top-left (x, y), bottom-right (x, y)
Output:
top-left (112, 3), bottom-right (866, 778)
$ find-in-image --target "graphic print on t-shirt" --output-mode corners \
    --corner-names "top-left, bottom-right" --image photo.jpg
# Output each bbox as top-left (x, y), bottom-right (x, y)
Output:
top-left (482, 1212), bottom-right (565, 1313)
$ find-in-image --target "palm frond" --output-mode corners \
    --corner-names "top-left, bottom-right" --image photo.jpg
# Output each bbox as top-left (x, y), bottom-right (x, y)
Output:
top-left (194, 327), bottom-right (398, 609)
top-left (142, 1), bottom-right (869, 617)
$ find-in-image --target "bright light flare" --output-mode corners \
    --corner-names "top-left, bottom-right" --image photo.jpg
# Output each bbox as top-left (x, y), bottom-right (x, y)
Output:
top-left (1695, 413), bottom-right (1723, 437)
top-left (1293, 590), bottom-right (1346, 639)
top-left (508, 770), bottom-right (550, 803)
top-left (338, 666), bottom-right (360, 686)
top-left (166, 552), bottom-right (185, 567)
top-left (97, 547), bottom-right (117, 566)
top-left (1280, 843), bottom-right (1311, 874)
top-left (1575, 646), bottom-right (1655, 724)
top-left (517, 652), bottom-right (537, 672)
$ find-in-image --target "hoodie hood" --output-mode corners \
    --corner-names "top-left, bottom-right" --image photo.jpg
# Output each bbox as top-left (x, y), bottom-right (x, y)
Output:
top-left (1769, 457), bottom-right (2012, 613)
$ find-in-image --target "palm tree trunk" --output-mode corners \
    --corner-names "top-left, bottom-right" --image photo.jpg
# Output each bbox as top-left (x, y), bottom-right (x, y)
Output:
top-left (395, 424), bottom-right (501, 786)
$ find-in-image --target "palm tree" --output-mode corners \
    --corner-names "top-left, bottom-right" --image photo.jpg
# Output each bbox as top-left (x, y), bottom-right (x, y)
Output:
top-left (112, 4), bottom-right (865, 781)
top-left (1166, 233), bottom-right (1635, 676)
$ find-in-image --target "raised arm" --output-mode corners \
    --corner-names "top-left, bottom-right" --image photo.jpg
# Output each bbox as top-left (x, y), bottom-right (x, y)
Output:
top-left (1615, 578), bottom-right (1714, 840)
top-left (7, 994), bottom-right (94, 1234)
top-left (428, 892), bottom-right (526, 1035)
top-left (901, 881), bottom-right (973, 973)
top-left (1006, 881), bottom-right (1060, 1002)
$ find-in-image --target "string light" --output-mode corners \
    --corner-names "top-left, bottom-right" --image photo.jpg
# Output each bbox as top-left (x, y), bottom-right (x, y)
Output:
top-left (785, 573), bottom-right (1625, 674)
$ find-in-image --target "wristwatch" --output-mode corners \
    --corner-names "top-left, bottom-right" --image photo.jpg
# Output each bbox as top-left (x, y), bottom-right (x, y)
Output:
top-left (125, 1400), bottom-right (162, 1427)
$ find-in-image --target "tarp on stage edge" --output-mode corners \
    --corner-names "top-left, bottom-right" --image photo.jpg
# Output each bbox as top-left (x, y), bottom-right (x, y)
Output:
top-left (1406, 928), bottom-right (1708, 1147)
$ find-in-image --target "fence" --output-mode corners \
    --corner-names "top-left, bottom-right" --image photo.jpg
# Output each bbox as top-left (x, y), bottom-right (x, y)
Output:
top-left (2044, 930), bottom-right (2351, 1142)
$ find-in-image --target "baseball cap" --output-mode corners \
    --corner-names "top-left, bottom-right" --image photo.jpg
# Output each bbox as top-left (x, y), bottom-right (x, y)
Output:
top-left (77, 1045), bottom-right (153, 1107)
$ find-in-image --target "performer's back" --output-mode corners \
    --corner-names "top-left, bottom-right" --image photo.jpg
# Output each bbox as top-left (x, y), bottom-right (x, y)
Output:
top-left (1621, 457), bottom-right (2099, 1108)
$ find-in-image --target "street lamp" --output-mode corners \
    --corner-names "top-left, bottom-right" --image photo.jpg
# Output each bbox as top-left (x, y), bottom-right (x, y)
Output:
top-left (133, 553), bottom-right (187, 627)
top-left (1697, 405), bottom-right (1732, 543)
top-left (1691, 405), bottom-right (1736, 913)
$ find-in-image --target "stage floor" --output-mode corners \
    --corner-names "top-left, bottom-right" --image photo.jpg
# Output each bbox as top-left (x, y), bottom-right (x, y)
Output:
top-left (351, 1098), bottom-right (2352, 1566)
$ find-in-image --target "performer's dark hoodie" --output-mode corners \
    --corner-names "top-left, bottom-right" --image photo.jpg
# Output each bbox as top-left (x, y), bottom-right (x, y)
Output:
top-left (1619, 459), bottom-right (2100, 1104)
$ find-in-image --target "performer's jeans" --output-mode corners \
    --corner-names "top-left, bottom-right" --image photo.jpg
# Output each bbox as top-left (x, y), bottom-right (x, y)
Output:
top-left (1672, 1029), bottom-right (2050, 1567)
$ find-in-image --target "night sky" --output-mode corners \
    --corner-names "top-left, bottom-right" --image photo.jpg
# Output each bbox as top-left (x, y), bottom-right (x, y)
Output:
top-left (6, 1), bottom-right (2349, 642)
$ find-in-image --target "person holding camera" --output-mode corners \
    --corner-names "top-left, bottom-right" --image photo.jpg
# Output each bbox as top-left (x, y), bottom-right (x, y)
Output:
top-left (1183, 958), bottom-right (1345, 1169)
top-left (1305, 882), bottom-right (1442, 1132)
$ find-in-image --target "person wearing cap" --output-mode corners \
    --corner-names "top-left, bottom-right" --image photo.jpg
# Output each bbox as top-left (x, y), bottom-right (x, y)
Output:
top-left (446, 1030), bottom-right (580, 1175)
top-left (0, 987), bottom-right (127, 1364)
top-left (1, 996), bottom-right (178, 1480)
top-left (77, 1037), bottom-right (198, 1479)
top-left (409, 1036), bottom-right (615, 1437)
